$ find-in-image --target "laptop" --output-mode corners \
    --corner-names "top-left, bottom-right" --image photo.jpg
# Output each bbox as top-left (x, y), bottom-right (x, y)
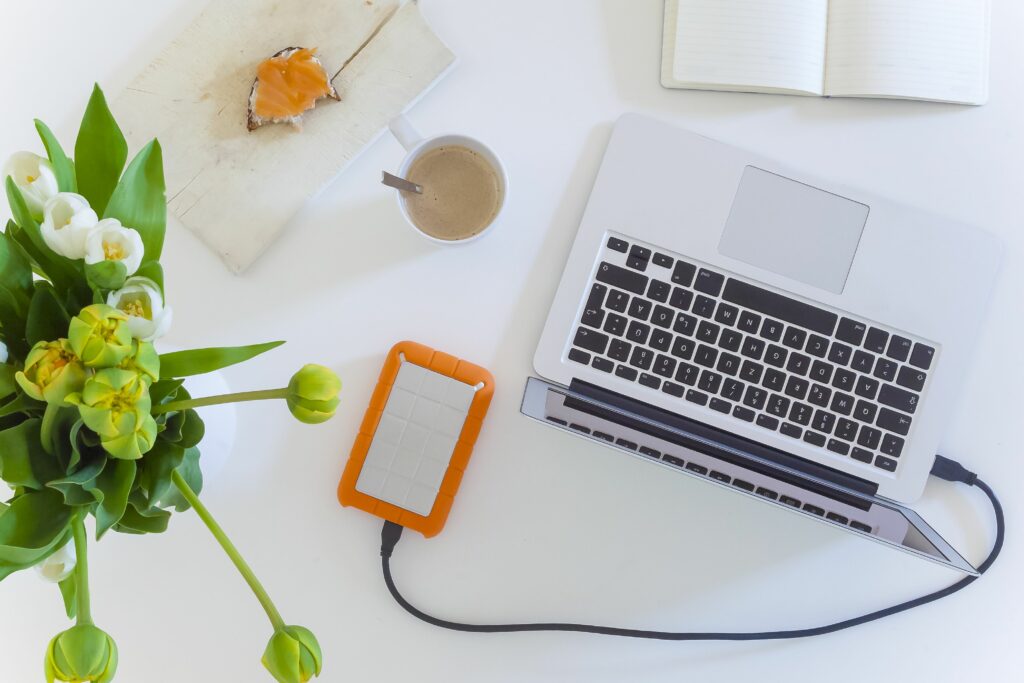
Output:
top-left (522, 114), bottom-right (1001, 575)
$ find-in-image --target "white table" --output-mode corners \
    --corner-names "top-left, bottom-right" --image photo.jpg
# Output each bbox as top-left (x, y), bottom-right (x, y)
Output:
top-left (1, 1), bottom-right (1021, 681)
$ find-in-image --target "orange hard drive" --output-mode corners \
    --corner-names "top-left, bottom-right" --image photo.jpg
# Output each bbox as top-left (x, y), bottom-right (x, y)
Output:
top-left (338, 341), bottom-right (494, 537)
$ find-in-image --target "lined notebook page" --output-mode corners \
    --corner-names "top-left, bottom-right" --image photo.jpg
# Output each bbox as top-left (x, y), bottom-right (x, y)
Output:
top-left (824, 0), bottom-right (990, 104)
top-left (671, 0), bottom-right (829, 95)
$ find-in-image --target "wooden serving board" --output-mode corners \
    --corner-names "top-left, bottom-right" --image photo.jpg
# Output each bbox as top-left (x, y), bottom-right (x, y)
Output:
top-left (114, 0), bottom-right (455, 273)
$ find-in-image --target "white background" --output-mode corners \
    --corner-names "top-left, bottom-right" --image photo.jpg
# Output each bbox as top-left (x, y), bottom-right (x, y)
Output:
top-left (1, 1), bottom-right (1021, 681)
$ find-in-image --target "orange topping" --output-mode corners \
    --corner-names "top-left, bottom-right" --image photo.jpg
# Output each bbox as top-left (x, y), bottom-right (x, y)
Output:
top-left (252, 48), bottom-right (335, 120)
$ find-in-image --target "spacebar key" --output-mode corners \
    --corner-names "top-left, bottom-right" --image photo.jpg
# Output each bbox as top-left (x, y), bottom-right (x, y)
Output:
top-left (595, 262), bottom-right (648, 295)
top-left (722, 279), bottom-right (838, 336)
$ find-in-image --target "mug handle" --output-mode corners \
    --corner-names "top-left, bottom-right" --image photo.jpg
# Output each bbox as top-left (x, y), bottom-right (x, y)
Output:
top-left (389, 115), bottom-right (422, 152)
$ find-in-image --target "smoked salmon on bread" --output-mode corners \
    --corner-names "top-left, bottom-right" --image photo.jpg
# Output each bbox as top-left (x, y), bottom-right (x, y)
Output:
top-left (247, 47), bottom-right (340, 131)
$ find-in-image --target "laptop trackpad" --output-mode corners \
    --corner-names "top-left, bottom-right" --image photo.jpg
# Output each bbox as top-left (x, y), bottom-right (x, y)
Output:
top-left (718, 166), bottom-right (868, 295)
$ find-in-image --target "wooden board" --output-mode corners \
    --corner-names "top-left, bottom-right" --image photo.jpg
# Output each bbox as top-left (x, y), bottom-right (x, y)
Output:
top-left (114, 0), bottom-right (455, 273)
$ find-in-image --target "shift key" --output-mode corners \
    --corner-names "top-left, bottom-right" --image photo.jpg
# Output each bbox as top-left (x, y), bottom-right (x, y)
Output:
top-left (596, 262), bottom-right (648, 295)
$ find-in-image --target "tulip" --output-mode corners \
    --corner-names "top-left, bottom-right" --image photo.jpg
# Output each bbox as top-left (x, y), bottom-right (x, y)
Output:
top-left (67, 368), bottom-right (157, 460)
top-left (84, 218), bottom-right (144, 277)
top-left (0, 340), bottom-right (8, 363)
top-left (43, 624), bottom-right (118, 683)
top-left (262, 626), bottom-right (323, 683)
top-left (16, 339), bottom-right (88, 405)
top-left (2, 151), bottom-right (58, 219)
top-left (286, 365), bottom-right (341, 424)
top-left (118, 340), bottom-right (159, 385)
top-left (106, 277), bottom-right (172, 342)
top-left (68, 304), bottom-right (133, 368)
top-left (34, 541), bottom-right (77, 583)
top-left (40, 193), bottom-right (99, 259)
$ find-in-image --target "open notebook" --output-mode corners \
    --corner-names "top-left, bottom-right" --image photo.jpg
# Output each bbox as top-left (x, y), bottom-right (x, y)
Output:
top-left (661, 0), bottom-right (991, 105)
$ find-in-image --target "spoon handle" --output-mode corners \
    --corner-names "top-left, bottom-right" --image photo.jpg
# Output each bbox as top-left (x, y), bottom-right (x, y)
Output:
top-left (382, 171), bottom-right (423, 194)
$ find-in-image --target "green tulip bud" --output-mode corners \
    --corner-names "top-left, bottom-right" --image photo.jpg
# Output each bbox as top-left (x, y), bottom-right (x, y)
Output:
top-left (68, 304), bottom-right (133, 368)
top-left (67, 368), bottom-right (157, 460)
top-left (286, 365), bottom-right (341, 424)
top-left (118, 340), bottom-right (159, 385)
top-left (44, 624), bottom-right (118, 683)
top-left (15, 339), bottom-right (88, 405)
top-left (262, 626), bottom-right (323, 683)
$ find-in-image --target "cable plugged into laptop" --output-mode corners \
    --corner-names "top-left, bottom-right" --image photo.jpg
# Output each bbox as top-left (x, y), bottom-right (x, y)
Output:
top-left (377, 455), bottom-right (1003, 641)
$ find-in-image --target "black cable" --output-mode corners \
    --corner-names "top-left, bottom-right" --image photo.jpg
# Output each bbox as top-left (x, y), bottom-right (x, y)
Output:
top-left (379, 455), bottom-right (1003, 640)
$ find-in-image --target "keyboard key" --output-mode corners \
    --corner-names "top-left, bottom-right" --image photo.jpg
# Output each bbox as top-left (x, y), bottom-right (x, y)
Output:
top-left (698, 370), bottom-right (722, 394)
top-left (628, 297), bottom-right (652, 320)
top-left (855, 375), bottom-right (879, 400)
top-left (733, 479), bottom-right (756, 492)
top-left (733, 405), bottom-right (756, 422)
top-left (763, 368), bottom-right (786, 392)
top-left (721, 378), bottom-right (745, 401)
top-left (653, 354), bottom-right (677, 378)
top-left (811, 410), bottom-right (835, 434)
top-left (850, 521), bottom-right (872, 533)
top-left (685, 389), bottom-right (709, 406)
top-left (803, 431), bottom-right (826, 447)
top-left (650, 328), bottom-right (672, 351)
top-left (651, 305), bottom-right (674, 328)
top-left (629, 346), bottom-right (653, 370)
top-left (586, 282), bottom-right (607, 307)
top-left (809, 360), bottom-right (833, 383)
top-left (878, 384), bottom-right (919, 414)
top-left (782, 326), bottom-right (807, 350)
top-left (741, 337), bottom-right (766, 360)
top-left (874, 455), bottom-right (898, 472)
top-left (808, 383), bottom-right (831, 407)
top-left (671, 261), bottom-right (696, 286)
top-left (628, 244), bottom-right (651, 262)
top-left (784, 376), bottom-right (809, 400)
top-left (639, 373), bottom-right (660, 389)
top-left (826, 512), bottom-right (849, 525)
top-left (694, 345), bottom-right (718, 368)
top-left (606, 289), bottom-right (629, 312)
top-left (709, 398), bottom-right (730, 414)
top-left (662, 381), bottom-right (685, 398)
top-left (910, 343), bottom-right (935, 370)
top-left (836, 318), bottom-right (867, 345)
top-left (714, 303), bottom-right (739, 326)
top-left (671, 337), bottom-right (695, 361)
top-left (857, 426), bottom-right (881, 449)
top-left (674, 312), bottom-right (697, 336)
top-left (653, 253), bottom-right (674, 268)
top-left (693, 295), bottom-right (716, 318)
top-left (569, 348), bottom-right (590, 365)
top-left (743, 386), bottom-right (768, 410)
top-left (607, 237), bottom-right (628, 253)
top-left (574, 327), bottom-right (608, 354)
top-left (615, 365), bottom-right (638, 381)
top-left (568, 422), bottom-right (589, 433)
top-left (877, 408), bottom-right (912, 436)
top-left (647, 280), bottom-right (670, 303)
top-left (609, 339), bottom-right (631, 362)
top-left (581, 306), bottom-right (605, 329)
top-left (663, 454), bottom-right (685, 467)
top-left (686, 462), bottom-right (709, 475)
top-left (639, 445), bottom-right (662, 459)
top-left (789, 402), bottom-right (812, 426)
top-left (719, 329), bottom-right (743, 352)
top-left (738, 311), bottom-right (761, 334)
top-left (710, 470), bottom-right (732, 482)
top-left (827, 439), bottom-right (849, 456)
top-left (897, 366), bottom-right (927, 392)
top-left (873, 359), bottom-right (897, 382)
top-left (832, 369), bottom-right (856, 392)
top-left (717, 352), bottom-right (741, 376)
top-left (669, 287), bottom-right (693, 310)
top-left (806, 334), bottom-right (829, 358)
top-left (694, 268), bottom-right (725, 296)
top-left (593, 431), bottom-right (615, 442)
top-left (596, 262), bottom-right (647, 295)
top-left (592, 357), bottom-right (614, 373)
top-left (756, 414), bottom-right (779, 431)
top-left (865, 327), bottom-right (889, 353)
top-left (853, 400), bottom-right (878, 423)
top-left (880, 433), bottom-right (905, 458)
top-left (676, 363), bottom-right (700, 386)
top-left (780, 422), bottom-right (802, 439)
top-left (786, 352), bottom-right (811, 376)
top-left (616, 437), bottom-right (639, 450)
top-left (760, 318), bottom-right (784, 342)
top-left (827, 342), bottom-right (852, 366)
top-left (851, 447), bottom-right (873, 464)
top-left (626, 320), bottom-right (651, 344)
top-left (780, 495), bottom-right (801, 508)
top-left (887, 335), bottom-right (912, 362)
top-left (830, 392), bottom-right (854, 416)
top-left (803, 503), bottom-right (825, 516)
top-left (722, 279), bottom-right (838, 336)
top-left (756, 486), bottom-right (779, 500)
top-left (740, 360), bottom-right (764, 384)
top-left (767, 394), bottom-right (790, 417)
top-left (835, 418), bottom-right (858, 441)
top-left (764, 344), bottom-right (788, 368)
top-left (851, 349), bottom-right (875, 374)
top-left (604, 313), bottom-right (627, 336)
top-left (697, 320), bottom-right (720, 343)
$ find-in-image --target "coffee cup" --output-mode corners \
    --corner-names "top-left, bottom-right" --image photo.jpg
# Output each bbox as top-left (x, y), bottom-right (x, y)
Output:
top-left (388, 115), bottom-right (508, 245)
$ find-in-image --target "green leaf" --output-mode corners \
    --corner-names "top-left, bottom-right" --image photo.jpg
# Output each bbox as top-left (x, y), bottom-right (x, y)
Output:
top-left (156, 447), bottom-right (202, 512)
top-left (0, 419), bottom-right (62, 489)
top-left (4, 183), bottom-right (82, 294)
top-left (74, 84), bottom-right (127, 215)
top-left (34, 119), bottom-right (76, 192)
top-left (104, 139), bottom-right (166, 263)
top-left (58, 573), bottom-right (77, 619)
top-left (149, 378), bottom-right (184, 405)
top-left (84, 259), bottom-right (127, 293)
top-left (5, 175), bottom-right (37, 233)
top-left (179, 410), bottom-right (205, 449)
top-left (0, 366), bottom-right (18, 401)
top-left (158, 341), bottom-right (285, 379)
top-left (46, 452), bottom-right (106, 507)
top-left (134, 260), bottom-right (164, 295)
top-left (0, 228), bottom-right (33, 307)
top-left (115, 492), bottom-right (170, 534)
top-left (26, 282), bottom-right (70, 346)
top-left (94, 458), bottom-right (136, 538)
top-left (0, 393), bottom-right (33, 418)
top-left (138, 440), bottom-right (184, 503)
top-left (0, 489), bottom-right (71, 568)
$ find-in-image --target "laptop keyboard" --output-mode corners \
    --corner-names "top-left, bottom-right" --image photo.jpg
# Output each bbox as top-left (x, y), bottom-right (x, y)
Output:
top-left (568, 234), bottom-right (936, 475)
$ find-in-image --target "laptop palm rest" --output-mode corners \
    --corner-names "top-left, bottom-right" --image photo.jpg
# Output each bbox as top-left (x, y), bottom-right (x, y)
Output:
top-left (520, 377), bottom-right (977, 575)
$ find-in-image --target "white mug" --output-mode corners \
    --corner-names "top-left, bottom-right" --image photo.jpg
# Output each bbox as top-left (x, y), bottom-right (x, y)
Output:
top-left (388, 115), bottom-right (508, 246)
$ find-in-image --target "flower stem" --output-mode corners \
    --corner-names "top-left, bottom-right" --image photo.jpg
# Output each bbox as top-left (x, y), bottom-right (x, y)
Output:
top-left (40, 403), bottom-right (58, 454)
top-left (71, 512), bottom-right (92, 626)
top-left (153, 388), bottom-right (289, 415)
top-left (170, 470), bottom-right (286, 631)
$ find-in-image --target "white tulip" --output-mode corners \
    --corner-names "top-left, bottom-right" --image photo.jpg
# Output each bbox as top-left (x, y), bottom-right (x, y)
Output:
top-left (84, 218), bottom-right (144, 276)
top-left (2, 152), bottom-right (58, 219)
top-left (0, 341), bottom-right (7, 363)
top-left (34, 542), bottom-right (76, 583)
top-left (40, 193), bottom-right (99, 259)
top-left (107, 277), bottom-right (172, 341)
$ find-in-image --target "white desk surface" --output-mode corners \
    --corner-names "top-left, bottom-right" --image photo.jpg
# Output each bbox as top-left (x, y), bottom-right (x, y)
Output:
top-left (1, 1), bottom-right (1021, 681)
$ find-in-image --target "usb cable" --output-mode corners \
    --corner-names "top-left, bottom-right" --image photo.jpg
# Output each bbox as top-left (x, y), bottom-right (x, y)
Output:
top-left (379, 454), bottom-right (1003, 640)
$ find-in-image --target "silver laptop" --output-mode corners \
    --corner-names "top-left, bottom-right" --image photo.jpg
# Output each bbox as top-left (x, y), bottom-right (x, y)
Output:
top-left (523, 114), bottom-right (1001, 574)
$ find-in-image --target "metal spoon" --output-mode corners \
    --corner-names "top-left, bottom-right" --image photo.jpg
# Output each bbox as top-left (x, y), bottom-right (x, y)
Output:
top-left (381, 171), bottom-right (422, 194)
